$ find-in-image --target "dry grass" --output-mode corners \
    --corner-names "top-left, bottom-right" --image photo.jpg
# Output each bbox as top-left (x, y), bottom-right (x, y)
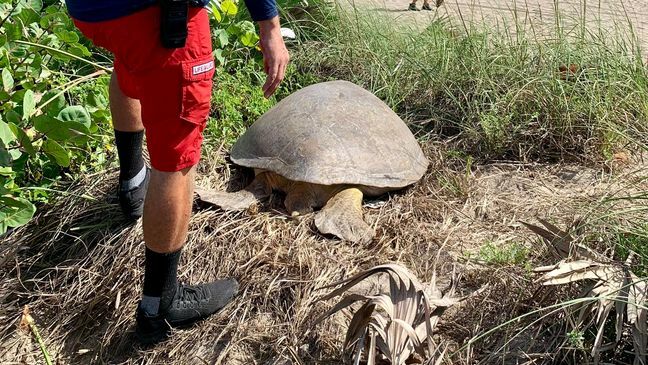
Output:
top-left (0, 139), bottom-right (646, 364)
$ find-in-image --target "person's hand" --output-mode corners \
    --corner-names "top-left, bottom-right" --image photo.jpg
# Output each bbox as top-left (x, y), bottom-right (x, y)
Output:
top-left (258, 17), bottom-right (289, 98)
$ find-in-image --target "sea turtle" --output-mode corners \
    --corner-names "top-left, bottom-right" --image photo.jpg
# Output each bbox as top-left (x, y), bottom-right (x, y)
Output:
top-left (196, 80), bottom-right (428, 243)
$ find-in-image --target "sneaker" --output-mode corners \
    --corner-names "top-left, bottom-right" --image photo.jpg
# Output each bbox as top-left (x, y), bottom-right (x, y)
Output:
top-left (422, 2), bottom-right (432, 10)
top-left (118, 167), bottom-right (150, 220)
top-left (408, 3), bottom-right (419, 11)
top-left (135, 279), bottom-right (239, 345)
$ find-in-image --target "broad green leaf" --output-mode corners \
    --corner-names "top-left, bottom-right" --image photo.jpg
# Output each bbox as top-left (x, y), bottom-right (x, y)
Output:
top-left (2, 68), bottom-right (13, 92)
top-left (29, 53), bottom-right (42, 71)
top-left (226, 24), bottom-right (241, 37)
top-left (211, 4), bottom-right (222, 22)
top-left (10, 89), bottom-right (26, 103)
top-left (214, 49), bottom-right (225, 65)
top-left (0, 167), bottom-right (14, 177)
top-left (8, 123), bottom-right (35, 155)
top-left (68, 44), bottom-right (91, 57)
top-left (57, 105), bottom-right (91, 127)
top-left (17, 8), bottom-right (39, 25)
top-left (0, 34), bottom-right (6, 48)
top-left (240, 32), bottom-right (259, 47)
top-left (8, 149), bottom-right (21, 161)
top-left (0, 119), bottom-right (15, 145)
top-left (39, 11), bottom-right (65, 28)
top-left (237, 21), bottom-right (255, 34)
top-left (0, 195), bottom-right (36, 233)
top-left (15, 0), bottom-right (42, 12)
top-left (0, 145), bottom-right (10, 166)
top-left (22, 89), bottom-right (35, 120)
top-left (34, 115), bottom-right (89, 144)
top-left (90, 109), bottom-right (110, 124)
top-left (54, 30), bottom-right (79, 44)
top-left (221, 0), bottom-right (238, 16)
top-left (44, 4), bottom-right (59, 14)
top-left (3, 23), bottom-right (22, 41)
top-left (215, 29), bottom-right (229, 47)
top-left (86, 91), bottom-right (108, 110)
top-left (5, 111), bottom-right (21, 125)
top-left (42, 139), bottom-right (69, 167)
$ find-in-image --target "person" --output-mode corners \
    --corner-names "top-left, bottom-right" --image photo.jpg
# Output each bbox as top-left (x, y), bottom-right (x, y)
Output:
top-left (408, 0), bottom-right (433, 11)
top-left (64, 0), bottom-right (289, 344)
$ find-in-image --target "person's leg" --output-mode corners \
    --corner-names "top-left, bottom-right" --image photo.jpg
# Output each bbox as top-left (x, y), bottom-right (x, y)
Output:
top-left (109, 71), bottom-right (149, 220)
top-left (127, 6), bottom-right (238, 345)
top-left (138, 166), bottom-right (194, 316)
top-left (109, 73), bottom-right (144, 133)
top-left (143, 167), bottom-right (195, 253)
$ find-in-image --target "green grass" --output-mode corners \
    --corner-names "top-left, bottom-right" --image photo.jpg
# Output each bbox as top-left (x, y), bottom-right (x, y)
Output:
top-left (287, 1), bottom-right (648, 162)
top-left (476, 242), bottom-right (530, 266)
top-left (614, 225), bottom-right (648, 277)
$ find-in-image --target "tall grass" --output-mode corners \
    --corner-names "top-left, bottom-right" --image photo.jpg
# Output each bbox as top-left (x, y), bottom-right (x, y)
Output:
top-left (287, 0), bottom-right (648, 162)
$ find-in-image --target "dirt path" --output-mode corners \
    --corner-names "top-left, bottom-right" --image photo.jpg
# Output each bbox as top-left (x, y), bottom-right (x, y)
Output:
top-left (345, 0), bottom-right (648, 52)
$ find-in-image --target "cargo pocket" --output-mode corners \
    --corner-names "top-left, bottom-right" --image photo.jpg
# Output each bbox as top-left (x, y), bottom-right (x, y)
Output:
top-left (180, 56), bottom-right (215, 126)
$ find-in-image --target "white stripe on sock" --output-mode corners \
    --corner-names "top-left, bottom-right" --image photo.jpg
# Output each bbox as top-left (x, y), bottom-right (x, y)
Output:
top-left (120, 165), bottom-right (147, 191)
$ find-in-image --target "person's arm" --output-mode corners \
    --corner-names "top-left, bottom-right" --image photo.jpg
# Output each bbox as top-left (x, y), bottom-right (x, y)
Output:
top-left (242, 0), bottom-right (289, 98)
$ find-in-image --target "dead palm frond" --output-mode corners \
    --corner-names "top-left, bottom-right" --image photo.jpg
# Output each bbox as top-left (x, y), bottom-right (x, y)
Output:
top-left (521, 218), bottom-right (599, 261)
top-left (526, 220), bottom-right (648, 365)
top-left (313, 263), bottom-right (463, 365)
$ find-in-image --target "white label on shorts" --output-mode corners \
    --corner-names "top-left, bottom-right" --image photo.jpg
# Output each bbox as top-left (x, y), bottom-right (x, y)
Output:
top-left (192, 60), bottom-right (214, 75)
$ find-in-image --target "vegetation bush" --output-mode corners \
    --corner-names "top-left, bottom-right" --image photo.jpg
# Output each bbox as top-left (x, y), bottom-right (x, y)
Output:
top-left (0, 0), bottom-right (114, 234)
top-left (288, 2), bottom-right (648, 162)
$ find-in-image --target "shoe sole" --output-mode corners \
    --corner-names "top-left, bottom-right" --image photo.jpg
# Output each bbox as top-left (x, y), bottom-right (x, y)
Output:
top-left (135, 326), bottom-right (170, 346)
top-left (135, 315), bottom-right (211, 345)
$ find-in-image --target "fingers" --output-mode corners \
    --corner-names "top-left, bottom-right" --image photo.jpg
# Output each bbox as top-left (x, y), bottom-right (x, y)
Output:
top-left (262, 60), bottom-right (279, 98)
top-left (262, 55), bottom-right (288, 99)
top-left (270, 58), bottom-right (287, 96)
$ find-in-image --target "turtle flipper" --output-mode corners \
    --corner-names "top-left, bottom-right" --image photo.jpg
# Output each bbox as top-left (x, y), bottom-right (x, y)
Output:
top-left (195, 176), bottom-right (271, 211)
top-left (314, 188), bottom-right (374, 243)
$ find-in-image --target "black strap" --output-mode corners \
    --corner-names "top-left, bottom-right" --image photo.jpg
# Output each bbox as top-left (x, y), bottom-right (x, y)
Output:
top-left (160, 0), bottom-right (188, 49)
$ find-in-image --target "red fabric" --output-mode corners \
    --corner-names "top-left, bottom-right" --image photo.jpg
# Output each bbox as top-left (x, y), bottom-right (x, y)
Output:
top-left (74, 6), bottom-right (214, 172)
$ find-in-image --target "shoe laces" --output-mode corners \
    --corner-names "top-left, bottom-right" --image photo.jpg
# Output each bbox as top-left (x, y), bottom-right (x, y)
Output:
top-left (178, 284), bottom-right (209, 304)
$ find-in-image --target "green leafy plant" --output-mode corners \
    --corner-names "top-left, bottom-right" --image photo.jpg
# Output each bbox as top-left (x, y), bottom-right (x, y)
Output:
top-left (0, 0), bottom-right (113, 234)
top-left (477, 242), bottom-right (530, 266)
top-left (208, 63), bottom-right (273, 144)
top-left (208, 0), bottom-right (262, 70)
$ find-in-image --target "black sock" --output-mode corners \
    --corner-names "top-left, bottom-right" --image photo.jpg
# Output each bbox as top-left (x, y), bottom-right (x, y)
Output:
top-left (114, 129), bottom-right (145, 181)
top-left (143, 247), bottom-right (181, 313)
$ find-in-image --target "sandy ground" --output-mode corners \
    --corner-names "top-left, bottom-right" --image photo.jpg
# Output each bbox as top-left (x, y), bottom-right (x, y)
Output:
top-left (344, 0), bottom-right (648, 52)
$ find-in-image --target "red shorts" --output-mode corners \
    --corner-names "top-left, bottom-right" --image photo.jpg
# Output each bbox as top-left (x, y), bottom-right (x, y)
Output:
top-left (74, 6), bottom-right (214, 172)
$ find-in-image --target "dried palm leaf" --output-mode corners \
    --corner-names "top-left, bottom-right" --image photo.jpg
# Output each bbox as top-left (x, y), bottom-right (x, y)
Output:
top-left (521, 219), bottom-right (598, 260)
top-left (313, 263), bottom-right (461, 364)
top-left (526, 220), bottom-right (648, 365)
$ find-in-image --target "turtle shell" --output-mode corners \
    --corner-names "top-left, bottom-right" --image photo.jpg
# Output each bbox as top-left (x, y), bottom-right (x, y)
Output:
top-left (230, 80), bottom-right (428, 188)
